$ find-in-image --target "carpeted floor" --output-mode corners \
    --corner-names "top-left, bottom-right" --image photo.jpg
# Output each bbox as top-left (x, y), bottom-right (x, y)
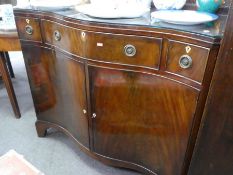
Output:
top-left (0, 52), bottom-right (140, 175)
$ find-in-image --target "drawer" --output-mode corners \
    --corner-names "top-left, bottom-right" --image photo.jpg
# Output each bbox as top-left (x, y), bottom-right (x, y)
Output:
top-left (165, 40), bottom-right (210, 83)
top-left (42, 20), bottom-right (162, 69)
top-left (84, 32), bottom-right (162, 69)
top-left (41, 20), bottom-right (84, 56)
top-left (15, 17), bottom-right (42, 42)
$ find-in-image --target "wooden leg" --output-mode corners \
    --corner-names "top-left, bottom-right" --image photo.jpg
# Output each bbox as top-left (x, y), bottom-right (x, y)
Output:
top-left (0, 52), bottom-right (21, 118)
top-left (35, 120), bottom-right (48, 137)
top-left (3, 52), bottom-right (15, 78)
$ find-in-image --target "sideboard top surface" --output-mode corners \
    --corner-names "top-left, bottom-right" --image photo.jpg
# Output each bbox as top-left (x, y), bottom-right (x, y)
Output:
top-left (14, 7), bottom-right (228, 41)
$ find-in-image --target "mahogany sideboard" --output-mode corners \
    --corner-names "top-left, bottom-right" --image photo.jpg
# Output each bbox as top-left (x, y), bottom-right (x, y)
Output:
top-left (14, 2), bottom-right (232, 175)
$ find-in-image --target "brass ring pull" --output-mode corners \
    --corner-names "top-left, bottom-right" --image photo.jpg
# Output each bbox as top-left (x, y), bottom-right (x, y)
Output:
top-left (25, 25), bottom-right (33, 35)
top-left (124, 44), bottom-right (136, 57)
top-left (54, 30), bottom-right (61, 41)
top-left (179, 55), bottom-right (192, 69)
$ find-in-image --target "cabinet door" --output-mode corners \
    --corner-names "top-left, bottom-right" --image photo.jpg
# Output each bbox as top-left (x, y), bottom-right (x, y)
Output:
top-left (88, 65), bottom-right (200, 175)
top-left (22, 45), bottom-right (89, 148)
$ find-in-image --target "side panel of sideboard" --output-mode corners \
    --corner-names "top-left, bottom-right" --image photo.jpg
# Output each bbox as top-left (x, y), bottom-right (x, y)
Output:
top-left (188, 3), bottom-right (233, 175)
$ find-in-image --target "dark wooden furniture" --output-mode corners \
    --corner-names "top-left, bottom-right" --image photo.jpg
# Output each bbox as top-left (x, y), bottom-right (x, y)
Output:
top-left (0, 30), bottom-right (21, 118)
top-left (188, 2), bottom-right (233, 175)
top-left (14, 1), bottom-right (232, 174)
top-left (3, 52), bottom-right (15, 78)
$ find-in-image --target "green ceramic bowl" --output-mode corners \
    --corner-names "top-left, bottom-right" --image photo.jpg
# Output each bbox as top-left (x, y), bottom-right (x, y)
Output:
top-left (197, 0), bottom-right (222, 13)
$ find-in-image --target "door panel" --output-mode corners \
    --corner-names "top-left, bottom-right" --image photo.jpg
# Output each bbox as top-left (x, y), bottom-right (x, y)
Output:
top-left (89, 65), bottom-right (200, 175)
top-left (22, 45), bottom-right (89, 148)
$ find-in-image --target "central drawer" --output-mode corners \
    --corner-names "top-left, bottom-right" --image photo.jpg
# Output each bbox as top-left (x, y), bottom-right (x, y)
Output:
top-left (83, 32), bottom-right (162, 69)
top-left (41, 20), bottom-right (162, 69)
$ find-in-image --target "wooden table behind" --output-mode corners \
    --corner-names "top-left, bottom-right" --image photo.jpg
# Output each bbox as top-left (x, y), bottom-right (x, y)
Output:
top-left (0, 30), bottom-right (21, 118)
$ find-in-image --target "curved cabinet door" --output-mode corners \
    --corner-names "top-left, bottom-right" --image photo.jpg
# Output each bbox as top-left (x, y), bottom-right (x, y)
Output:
top-left (22, 45), bottom-right (89, 148)
top-left (88, 65), bottom-right (200, 175)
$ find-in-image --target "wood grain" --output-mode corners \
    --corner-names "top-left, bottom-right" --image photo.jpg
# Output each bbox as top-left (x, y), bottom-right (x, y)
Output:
top-left (15, 17), bottom-right (42, 43)
top-left (188, 1), bottom-right (233, 175)
top-left (89, 65), bottom-right (200, 175)
top-left (165, 40), bottom-right (209, 84)
top-left (22, 45), bottom-right (89, 148)
top-left (14, 8), bottom-right (224, 175)
top-left (41, 20), bottom-right (162, 69)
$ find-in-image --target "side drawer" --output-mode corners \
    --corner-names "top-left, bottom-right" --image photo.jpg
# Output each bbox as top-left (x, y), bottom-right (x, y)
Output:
top-left (41, 20), bottom-right (162, 69)
top-left (15, 17), bottom-right (42, 42)
top-left (41, 20), bottom-right (84, 57)
top-left (165, 40), bottom-right (210, 83)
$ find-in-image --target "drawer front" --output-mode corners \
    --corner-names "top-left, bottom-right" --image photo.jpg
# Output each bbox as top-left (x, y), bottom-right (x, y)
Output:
top-left (166, 40), bottom-right (210, 83)
top-left (41, 20), bottom-right (84, 57)
top-left (15, 17), bottom-right (42, 42)
top-left (84, 32), bottom-right (162, 69)
top-left (42, 20), bottom-right (162, 69)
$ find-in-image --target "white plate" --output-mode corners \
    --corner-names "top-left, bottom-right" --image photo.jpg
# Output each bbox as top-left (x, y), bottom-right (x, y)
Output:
top-left (30, 0), bottom-right (83, 10)
top-left (151, 10), bottom-right (218, 25)
top-left (75, 4), bottom-right (150, 18)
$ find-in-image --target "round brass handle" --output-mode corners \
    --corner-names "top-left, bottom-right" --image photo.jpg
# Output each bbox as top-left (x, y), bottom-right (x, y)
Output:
top-left (54, 30), bottom-right (61, 41)
top-left (124, 44), bottom-right (136, 57)
top-left (25, 25), bottom-right (33, 35)
top-left (179, 55), bottom-right (192, 69)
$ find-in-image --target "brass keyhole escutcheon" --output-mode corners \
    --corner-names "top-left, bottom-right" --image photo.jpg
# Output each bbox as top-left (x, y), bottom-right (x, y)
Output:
top-left (81, 31), bottom-right (86, 38)
top-left (26, 19), bottom-right (30, 24)
top-left (185, 46), bottom-right (191, 54)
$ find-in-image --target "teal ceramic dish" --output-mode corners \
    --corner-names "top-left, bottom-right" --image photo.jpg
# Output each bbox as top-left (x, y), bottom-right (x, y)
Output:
top-left (197, 0), bottom-right (222, 13)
